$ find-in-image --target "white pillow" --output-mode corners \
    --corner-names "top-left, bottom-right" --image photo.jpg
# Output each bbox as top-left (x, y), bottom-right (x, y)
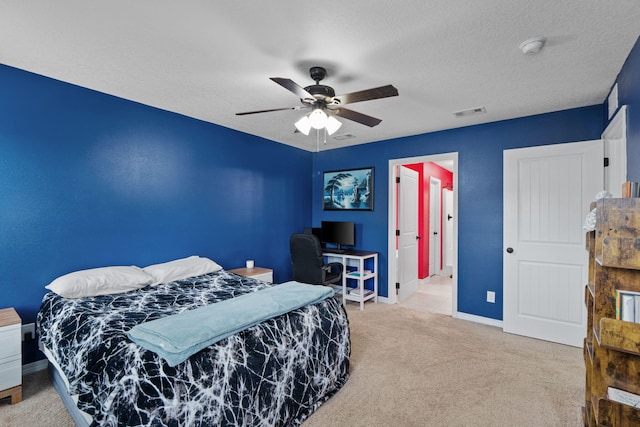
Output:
top-left (143, 256), bottom-right (223, 285)
top-left (45, 266), bottom-right (154, 298)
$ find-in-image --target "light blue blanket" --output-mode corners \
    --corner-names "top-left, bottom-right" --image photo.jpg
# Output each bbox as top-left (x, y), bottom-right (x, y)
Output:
top-left (127, 281), bottom-right (334, 367)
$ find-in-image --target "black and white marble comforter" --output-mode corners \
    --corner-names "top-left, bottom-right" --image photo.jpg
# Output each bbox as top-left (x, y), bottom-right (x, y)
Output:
top-left (37, 270), bottom-right (350, 426)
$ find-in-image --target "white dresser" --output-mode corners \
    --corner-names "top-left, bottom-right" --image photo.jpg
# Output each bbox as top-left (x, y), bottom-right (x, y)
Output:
top-left (0, 307), bottom-right (22, 404)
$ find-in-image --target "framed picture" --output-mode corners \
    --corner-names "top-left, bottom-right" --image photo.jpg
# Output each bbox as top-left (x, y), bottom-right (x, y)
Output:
top-left (323, 167), bottom-right (374, 211)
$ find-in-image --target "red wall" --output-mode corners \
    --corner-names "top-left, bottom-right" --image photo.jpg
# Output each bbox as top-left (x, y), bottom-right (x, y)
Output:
top-left (405, 162), bottom-right (453, 279)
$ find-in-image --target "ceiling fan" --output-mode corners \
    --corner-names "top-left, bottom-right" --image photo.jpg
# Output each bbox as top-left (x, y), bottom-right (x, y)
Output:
top-left (236, 66), bottom-right (398, 135)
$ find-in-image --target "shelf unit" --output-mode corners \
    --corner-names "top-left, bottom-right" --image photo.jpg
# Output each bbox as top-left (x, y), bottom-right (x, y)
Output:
top-left (324, 250), bottom-right (378, 311)
top-left (584, 198), bottom-right (640, 426)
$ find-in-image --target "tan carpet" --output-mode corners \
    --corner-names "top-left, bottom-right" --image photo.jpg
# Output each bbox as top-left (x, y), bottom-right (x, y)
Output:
top-left (305, 303), bottom-right (583, 426)
top-left (0, 303), bottom-right (584, 426)
top-left (0, 368), bottom-right (74, 426)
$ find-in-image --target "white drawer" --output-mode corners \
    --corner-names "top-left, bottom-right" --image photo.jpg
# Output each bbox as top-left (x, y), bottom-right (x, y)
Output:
top-left (252, 272), bottom-right (273, 283)
top-left (0, 324), bottom-right (20, 359)
top-left (0, 354), bottom-right (21, 390)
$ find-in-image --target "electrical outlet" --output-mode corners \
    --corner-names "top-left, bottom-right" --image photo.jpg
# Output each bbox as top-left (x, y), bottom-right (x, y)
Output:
top-left (22, 323), bottom-right (35, 342)
top-left (487, 291), bottom-right (496, 303)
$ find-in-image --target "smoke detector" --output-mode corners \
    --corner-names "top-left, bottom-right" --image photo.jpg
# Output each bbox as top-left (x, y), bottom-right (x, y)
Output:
top-left (519, 37), bottom-right (546, 55)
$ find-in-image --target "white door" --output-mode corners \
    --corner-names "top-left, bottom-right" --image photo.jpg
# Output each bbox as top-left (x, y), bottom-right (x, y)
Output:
top-left (503, 140), bottom-right (603, 347)
top-left (429, 177), bottom-right (441, 276)
top-left (602, 105), bottom-right (627, 197)
top-left (398, 166), bottom-right (419, 302)
top-left (443, 188), bottom-right (454, 276)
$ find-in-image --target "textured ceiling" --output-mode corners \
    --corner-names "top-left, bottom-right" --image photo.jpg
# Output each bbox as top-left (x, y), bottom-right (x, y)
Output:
top-left (1, 1), bottom-right (639, 152)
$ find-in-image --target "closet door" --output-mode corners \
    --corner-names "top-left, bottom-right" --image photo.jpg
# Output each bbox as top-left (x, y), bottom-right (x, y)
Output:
top-left (503, 140), bottom-right (602, 347)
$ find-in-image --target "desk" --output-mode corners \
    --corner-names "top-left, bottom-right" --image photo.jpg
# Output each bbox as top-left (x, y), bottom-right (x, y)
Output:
top-left (323, 250), bottom-right (378, 311)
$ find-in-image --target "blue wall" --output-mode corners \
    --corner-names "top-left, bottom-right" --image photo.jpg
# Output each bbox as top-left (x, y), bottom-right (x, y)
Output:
top-left (5, 32), bottom-right (640, 364)
top-left (0, 65), bottom-right (313, 363)
top-left (313, 106), bottom-right (604, 320)
top-left (612, 36), bottom-right (640, 181)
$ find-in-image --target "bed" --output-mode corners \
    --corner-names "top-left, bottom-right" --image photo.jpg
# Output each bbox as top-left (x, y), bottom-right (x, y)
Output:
top-left (37, 258), bottom-right (350, 427)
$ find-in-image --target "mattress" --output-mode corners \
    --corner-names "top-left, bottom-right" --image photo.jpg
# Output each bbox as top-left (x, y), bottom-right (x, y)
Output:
top-left (37, 270), bottom-right (350, 426)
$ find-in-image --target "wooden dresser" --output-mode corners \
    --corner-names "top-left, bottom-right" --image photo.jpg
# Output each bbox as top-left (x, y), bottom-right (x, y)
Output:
top-left (0, 307), bottom-right (22, 404)
top-left (583, 198), bottom-right (640, 426)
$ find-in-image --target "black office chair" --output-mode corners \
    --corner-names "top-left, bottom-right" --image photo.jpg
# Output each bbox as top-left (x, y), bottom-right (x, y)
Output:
top-left (290, 233), bottom-right (343, 286)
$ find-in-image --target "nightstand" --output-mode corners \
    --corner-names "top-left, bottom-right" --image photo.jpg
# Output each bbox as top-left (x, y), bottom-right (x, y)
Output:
top-left (0, 308), bottom-right (22, 404)
top-left (229, 267), bottom-right (273, 283)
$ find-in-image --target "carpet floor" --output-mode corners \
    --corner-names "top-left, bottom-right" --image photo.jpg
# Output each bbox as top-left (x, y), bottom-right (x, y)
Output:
top-left (0, 302), bottom-right (584, 426)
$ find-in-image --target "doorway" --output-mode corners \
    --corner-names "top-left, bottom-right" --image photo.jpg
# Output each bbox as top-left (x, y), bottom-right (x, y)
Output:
top-left (401, 274), bottom-right (453, 315)
top-left (388, 153), bottom-right (458, 317)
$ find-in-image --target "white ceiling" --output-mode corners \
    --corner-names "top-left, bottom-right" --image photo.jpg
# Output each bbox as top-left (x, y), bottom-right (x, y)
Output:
top-left (1, 1), bottom-right (639, 152)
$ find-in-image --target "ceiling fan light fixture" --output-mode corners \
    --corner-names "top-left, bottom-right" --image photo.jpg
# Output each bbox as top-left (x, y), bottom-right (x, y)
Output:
top-left (237, 66), bottom-right (398, 140)
top-left (325, 115), bottom-right (342, 135)
top-left (308, 108), bottom-right (328, 129)
top-left (294, 115), bottom-right (311, 135)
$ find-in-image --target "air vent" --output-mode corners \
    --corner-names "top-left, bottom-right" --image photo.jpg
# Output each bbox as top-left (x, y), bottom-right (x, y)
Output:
top-left (453, 106), bottom-right (487, 118)
top-left (333, 133), bottom-right (356, 140)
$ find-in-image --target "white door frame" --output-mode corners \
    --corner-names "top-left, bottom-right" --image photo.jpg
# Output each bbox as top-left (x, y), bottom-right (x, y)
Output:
top-left (387, 152), bottom-right (458, 318)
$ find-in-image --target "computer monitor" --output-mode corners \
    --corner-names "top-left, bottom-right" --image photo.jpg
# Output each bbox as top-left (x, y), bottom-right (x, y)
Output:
top-left (321, 221), bottom-right (355, 252)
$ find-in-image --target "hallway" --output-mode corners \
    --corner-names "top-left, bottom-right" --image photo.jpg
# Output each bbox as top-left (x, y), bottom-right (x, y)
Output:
top-left (400, 274), bottom-right (452, 315)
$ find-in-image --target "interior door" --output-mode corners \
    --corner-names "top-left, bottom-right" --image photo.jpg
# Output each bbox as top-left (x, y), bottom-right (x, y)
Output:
top-left (443, 188), bottom-right (454, 276)
top-left (429, 177), bottom-right (441, 276)
top-left (398, 166), bottom-right (419, 302)
top-left (602, 105), bottom-right (627, 197)
top-left (503, 140), bottom-right (603, 347)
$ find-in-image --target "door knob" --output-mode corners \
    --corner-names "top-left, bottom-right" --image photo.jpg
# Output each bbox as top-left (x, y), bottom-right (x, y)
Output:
top-left (448, 214), bottom-right (453, 221)
top-left (506, 247), bottom-right (514, 254)
top-left (416, 235), bottom-right (421, 240)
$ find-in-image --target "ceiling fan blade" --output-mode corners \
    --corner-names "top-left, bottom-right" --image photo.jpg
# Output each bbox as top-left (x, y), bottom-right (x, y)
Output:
top-left (236, 106), bottom-right (309, 116)
top-left (332, 108), bottom-right (382, 127)
top-left (270, 77), bottom-right (316, 102)
top-left (334, 84), bottom-right (399, 105)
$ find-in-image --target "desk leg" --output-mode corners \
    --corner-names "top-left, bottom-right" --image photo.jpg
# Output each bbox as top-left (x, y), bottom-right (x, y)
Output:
top-left (359, 257), bottom-right (364, 310)
top-left (342, 262), bottom-right (347, 307)
top-left (374, 254), bottom-right (378, 304)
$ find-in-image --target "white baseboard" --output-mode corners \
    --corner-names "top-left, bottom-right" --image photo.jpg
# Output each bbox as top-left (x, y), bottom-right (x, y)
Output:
top-left (378, 295), bottom-right (391, 304)
top-left (23, 359), bottom-right (48, 375)
top-left (350, 295), bottom-right (503, 331)
top-left (455, 312), bottom-right (503, 328)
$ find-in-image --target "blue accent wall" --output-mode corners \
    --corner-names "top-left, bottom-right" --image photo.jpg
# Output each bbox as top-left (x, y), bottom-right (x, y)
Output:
top-left (0, 65), bottom-right (312, 363)
top-left (313, 106), bottom-right (604, 320)
top-left (612, 36), bottom-right (640, 181)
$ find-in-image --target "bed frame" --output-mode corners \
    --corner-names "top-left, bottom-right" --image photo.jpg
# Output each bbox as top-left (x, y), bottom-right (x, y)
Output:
top-left (48, 363), bottom-right (91, 427)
